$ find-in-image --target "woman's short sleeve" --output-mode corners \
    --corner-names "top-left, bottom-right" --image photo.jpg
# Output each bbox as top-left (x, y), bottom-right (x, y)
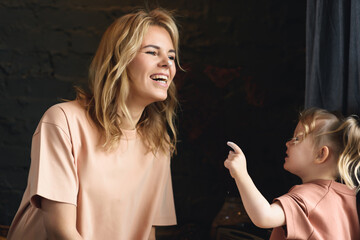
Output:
top-left (28, 105), bottom-right (78, 208)
top-left (152, 160), bottom-right (177, 226)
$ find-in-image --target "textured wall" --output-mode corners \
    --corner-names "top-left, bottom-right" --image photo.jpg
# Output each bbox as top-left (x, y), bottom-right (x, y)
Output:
top-left (0, 0), bottom-right (305, 239)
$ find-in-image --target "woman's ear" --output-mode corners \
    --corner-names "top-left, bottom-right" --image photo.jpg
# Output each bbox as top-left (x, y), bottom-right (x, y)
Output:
top-left (315, 146), bottom-right (329, 164)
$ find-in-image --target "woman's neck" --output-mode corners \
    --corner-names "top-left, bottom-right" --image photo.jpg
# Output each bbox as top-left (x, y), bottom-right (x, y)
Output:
top-left (119, 102), bottom-right (145, 130)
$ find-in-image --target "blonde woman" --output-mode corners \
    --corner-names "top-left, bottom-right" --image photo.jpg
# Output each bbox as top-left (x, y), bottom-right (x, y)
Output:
top-left (225, 108), bottom-right (360, 239)
top-left (8, 8), bottom-right (179, 240)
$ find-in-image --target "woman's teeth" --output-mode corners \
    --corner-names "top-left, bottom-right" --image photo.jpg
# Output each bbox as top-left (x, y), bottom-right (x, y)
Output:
top-left (150, 74), bottom-right (168, 83)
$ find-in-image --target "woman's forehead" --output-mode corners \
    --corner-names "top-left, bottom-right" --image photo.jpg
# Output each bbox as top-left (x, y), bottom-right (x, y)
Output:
top-left (142, 26), bottom-right (174, 48)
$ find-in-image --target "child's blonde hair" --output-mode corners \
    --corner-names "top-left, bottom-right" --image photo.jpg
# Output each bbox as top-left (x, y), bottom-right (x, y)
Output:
top-left (76, 8), bottom-right (180, 155)
top-left (299, 108), bottom-right (360, 192)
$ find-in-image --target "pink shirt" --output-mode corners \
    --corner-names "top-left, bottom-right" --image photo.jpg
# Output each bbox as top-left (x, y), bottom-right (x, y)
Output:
top-left (8, 101), bottom-right (177, 240)
top-left (270, 180), bottom-right (360, 240)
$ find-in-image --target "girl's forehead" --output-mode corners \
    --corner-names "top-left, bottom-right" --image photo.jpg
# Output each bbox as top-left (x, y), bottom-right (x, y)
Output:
top-left (295, 122), bottom-right (305, 133)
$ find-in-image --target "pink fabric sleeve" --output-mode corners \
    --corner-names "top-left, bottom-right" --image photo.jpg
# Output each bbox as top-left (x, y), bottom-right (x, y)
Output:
top-left (275, 193), bottom-right (313, 239)
top-left (28, 106), bottom-right (78, 208)
top-left (153, 163), bottom-right (177, 226)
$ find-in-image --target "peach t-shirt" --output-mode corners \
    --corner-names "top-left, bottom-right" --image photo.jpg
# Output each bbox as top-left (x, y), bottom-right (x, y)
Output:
top-left (7, 101), bottom-right (177, 240)
top-left (270, 180), bottom-right (360, 240)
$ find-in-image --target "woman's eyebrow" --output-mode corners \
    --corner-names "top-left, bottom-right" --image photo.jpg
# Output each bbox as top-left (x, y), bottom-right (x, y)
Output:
top-left (142, 44), bottom-right (175, 53)
top-left (143, 44), bottom-right (160, 49)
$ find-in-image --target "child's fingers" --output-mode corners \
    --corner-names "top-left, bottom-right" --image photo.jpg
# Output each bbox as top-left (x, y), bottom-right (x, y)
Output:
top-left (227, 141), bottom-right (243, 155)
top-left (227, 150), bottom-right (239, 160)
top-left (224, 159), bottom-right (229, 169)
top-left (224, 159), bottom-right (235, 170)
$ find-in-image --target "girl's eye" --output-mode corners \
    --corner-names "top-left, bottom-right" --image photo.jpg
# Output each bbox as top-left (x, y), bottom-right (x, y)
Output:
top-left (288, 137), bottom-right (299, 144)
top-left (291, 135), bottom-right (303, 144)
top-left (168, 56), bottom-right (175, 61)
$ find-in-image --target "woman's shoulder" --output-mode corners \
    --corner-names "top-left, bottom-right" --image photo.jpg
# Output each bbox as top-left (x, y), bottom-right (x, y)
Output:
top-left (47, 100), bottom-right (84, 113)
top-left (38, 100), bottom-right (88, 130)
top-left (42, 100), bottom-right (85, 120)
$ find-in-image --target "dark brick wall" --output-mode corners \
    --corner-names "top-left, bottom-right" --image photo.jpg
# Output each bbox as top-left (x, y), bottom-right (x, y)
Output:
top-left (0, 0), bottom-right (306, 239)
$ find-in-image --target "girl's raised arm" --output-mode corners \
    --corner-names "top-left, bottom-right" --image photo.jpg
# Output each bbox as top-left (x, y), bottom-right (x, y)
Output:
top-left (224, 142), bottom-right (286, 228)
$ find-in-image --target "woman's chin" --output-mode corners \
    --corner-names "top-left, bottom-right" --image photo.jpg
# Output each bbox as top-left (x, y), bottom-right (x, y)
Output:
top-left (152, 94), bottom-right (168, 103)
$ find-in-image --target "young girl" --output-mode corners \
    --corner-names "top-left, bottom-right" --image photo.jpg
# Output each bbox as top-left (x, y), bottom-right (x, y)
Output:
top-left (8, 8), bottom-right (180, 240)
top-left (225, 108), bottom-right (360, 239)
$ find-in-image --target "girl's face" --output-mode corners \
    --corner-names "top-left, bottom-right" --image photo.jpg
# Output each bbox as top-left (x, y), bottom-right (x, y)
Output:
top-left (127, 25), bottom-right (176, 107)
top-left (284, 122), bottom-right (317, 181)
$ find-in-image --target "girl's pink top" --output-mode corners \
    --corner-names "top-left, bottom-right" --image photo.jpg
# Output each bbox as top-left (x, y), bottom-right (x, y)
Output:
top-left (270, 179), bottom-right (360, 240)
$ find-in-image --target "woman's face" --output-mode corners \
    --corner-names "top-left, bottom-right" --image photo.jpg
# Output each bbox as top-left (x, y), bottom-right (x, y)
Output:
top-left (127, 25), bottom-right (176, 107)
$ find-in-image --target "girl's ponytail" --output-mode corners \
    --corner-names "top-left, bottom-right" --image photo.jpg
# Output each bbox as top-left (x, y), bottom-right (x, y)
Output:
top-left (338, 116), bottom-right (360, 193)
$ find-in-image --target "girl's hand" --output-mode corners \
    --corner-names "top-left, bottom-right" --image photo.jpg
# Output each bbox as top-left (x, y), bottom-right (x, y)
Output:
top-left (224, 141), bottom-right (286, 228)
top-left (224, 141), bottom-right (248, 180)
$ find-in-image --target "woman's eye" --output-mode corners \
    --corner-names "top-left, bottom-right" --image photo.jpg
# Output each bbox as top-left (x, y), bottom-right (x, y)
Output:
top-left (146, 51), bottom-right (156, 56)
top-left (168, 56), bottom-right (175, 61)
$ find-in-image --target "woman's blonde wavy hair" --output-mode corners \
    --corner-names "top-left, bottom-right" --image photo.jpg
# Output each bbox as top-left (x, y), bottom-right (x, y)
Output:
top-left (76, 8), bottom-right (180, 155)
top-left (299, 108), bottom-right (360, 192)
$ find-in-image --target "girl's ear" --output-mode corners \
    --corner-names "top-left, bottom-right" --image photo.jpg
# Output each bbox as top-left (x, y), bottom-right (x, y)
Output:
top-left (315, 146), bottom-right (329, 164)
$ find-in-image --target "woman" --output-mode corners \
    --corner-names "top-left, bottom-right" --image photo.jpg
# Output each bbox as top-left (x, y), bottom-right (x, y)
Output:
top-left (8, 8), bottom-right (180, 240)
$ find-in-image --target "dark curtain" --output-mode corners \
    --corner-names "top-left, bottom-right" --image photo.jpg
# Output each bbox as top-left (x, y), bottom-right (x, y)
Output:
top-left (305, 0), bottom-right (360, 116)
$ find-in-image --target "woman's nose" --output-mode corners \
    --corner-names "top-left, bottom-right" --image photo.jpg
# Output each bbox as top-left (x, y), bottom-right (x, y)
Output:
top-left (159, 59), bottom-right (172, 68)
top-left (158, 54), bottom-right (172, 68)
